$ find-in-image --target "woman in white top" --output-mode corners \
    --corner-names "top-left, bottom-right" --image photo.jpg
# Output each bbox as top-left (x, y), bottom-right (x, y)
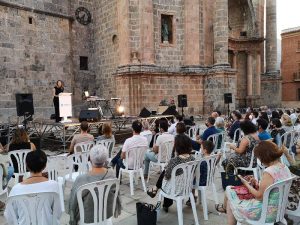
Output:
top-left (4, 150), bottom-right (62, 225)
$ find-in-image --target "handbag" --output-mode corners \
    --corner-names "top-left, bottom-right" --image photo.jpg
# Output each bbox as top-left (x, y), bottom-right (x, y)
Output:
top-left (231, 185), bottom-right (255, 200)
top-left (221, 162), bottom-right (242, 190)
top-left (136, 201), bottom-right (161, 225)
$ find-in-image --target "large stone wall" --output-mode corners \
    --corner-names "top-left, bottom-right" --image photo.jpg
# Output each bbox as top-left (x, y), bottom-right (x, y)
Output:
top-left (0, 3), bottom-right (73, 121)
top-left (94, 0), bottom-right (119, 99)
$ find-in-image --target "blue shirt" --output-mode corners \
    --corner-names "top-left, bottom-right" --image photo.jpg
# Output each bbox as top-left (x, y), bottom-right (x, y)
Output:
top-left (201, 126), bottom-right (219, 141)
top-left (258, 130), bottom-right (272, 141)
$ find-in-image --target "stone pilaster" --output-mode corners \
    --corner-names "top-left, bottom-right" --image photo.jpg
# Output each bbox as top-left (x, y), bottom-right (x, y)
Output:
top-left (247, 52), bottom-right (253, 96)
top-left (140, 0), bottom-right (154, 64)
top-left (117, 0), bottom-right (130, 65)
top-left (266, 0), bottom-right (278, 74)
top-left (213, 0), bottom-right (229, 66)
top-left (256, 52), bottom-right (261, 95)
top-left (233, 51), bottom-right (238, 69)
top-left (184, 0), bottom-right (200, 65)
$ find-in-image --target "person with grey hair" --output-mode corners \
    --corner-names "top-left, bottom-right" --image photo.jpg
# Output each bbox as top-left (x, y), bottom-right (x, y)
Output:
top-left (215, 117), bottom-right (225, 132)
top-left (68, 145), bottom-right (121, 225)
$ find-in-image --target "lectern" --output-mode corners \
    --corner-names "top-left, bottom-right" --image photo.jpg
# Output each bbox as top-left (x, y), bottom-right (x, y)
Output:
top-left (59, 93), bottom-right (72, 123)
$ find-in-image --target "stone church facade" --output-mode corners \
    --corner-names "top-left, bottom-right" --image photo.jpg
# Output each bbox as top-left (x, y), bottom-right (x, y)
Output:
top-left (0, 0), bottom-right (280, 121)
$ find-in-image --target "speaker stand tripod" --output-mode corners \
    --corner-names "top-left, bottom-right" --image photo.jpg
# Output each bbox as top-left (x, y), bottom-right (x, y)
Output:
top-left (227, 103), bottom-right (230, 118)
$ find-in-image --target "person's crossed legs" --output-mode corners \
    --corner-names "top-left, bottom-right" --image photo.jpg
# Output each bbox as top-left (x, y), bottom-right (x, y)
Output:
top-left (144, 150), bottom-right (158, 178)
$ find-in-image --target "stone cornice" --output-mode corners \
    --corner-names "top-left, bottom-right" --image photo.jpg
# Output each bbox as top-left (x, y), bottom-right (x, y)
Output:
top-left (115, 64), bottom-right (236, 76)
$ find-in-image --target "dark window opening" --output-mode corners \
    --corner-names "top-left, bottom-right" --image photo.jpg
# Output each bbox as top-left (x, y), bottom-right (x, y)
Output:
top-left (240, 31), bottom-right (247, 37)
top-left (29, 17), bottom-right (33, 24)
top-left (298, 88), bottom-right (300, 101)
top-left (161, 14), bottom-right (173, 44)
top-left (80, 56), bottom-right (88, 70)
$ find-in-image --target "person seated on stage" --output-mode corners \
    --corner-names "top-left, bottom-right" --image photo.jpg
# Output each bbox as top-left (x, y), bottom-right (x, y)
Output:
top-left (144, 120), bottom-right (175, 179)
top-left (186, 140), bottom-right (215, 206)
top-left (7, 128), bottom-right (36, 181)
top-left (168, 115), bottom-right (183, 135)
top-left (69, 121), bottom-right (94, 154)
top-left (110, 120), bottom-right (148, 178)
top-left (4, 150), bottom-right (62, 225)
top-left (191, 117), bottom-right (219, 151)
top-left (68, 145), bottom-right (121, 225)
top-left (257, 118), bottom-right (272, 141)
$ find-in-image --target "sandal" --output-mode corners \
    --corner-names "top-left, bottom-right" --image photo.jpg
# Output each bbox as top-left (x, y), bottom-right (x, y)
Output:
top-left (147, 187), bottom-right (158, 198)
top-left (215, 203), bottom-right (227, 214)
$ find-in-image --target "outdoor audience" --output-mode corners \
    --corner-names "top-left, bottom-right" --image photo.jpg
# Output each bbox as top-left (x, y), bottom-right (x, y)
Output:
top-left (270, 118), bottom-right (286, 145)
top-left (168, 115), bottom-right (183, 135)
top-left (228, 111), bottom-right (242, 141)
top-left (96, 122), bottom-right (114, 142)
top-left (256, 118), bottom-right (272, 141)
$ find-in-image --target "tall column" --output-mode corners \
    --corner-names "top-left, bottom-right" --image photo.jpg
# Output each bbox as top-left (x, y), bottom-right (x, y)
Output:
top-left (213, 0), bottom-right (229, 66)
top-left (256, 52), bottom-right (261, 95)
top-left (140, 0), bottom-right (154, 64)
top-left (184, 0), bottom-right (200, 65)
top-left (233, 51), bottom-right (238, 69)
top-left (117, 0), bottom-right (130, 65)
top-left (247, 52), bottom-right (253, 96)
top-left (266, 0), bottom-right (278, 73)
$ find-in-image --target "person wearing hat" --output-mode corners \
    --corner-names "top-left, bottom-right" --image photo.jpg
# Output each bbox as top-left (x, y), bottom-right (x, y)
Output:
top-left (68, 145), bottom-right (121, 225)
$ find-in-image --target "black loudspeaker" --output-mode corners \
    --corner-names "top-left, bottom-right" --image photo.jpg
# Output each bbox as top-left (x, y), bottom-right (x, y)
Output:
top-left (224, 93), bottom-right (233, 104)
top-left (162, 106), bottom-right (178, 116)
top-left (15, 93), bottom-right (34, 116)
top-left (178, 95), bottom-right (188, 108)
top-left (139, 107), bottom-right (151, 118)
top-left (79, 110), bottom-right (101, 122)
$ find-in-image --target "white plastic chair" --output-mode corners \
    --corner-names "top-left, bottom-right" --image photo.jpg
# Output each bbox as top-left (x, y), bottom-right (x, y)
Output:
top-left (142, 133), bottom-right (153, 147)
top-left (118, 145), bottom-right (148, 196)
top-left (236, 147), bottom-right (259, 180)
top-left (188, 126), bottom-right (200, 140)
top-left (8, 149), bottom-right (31, 184)
top-left (223, 128), bottom-right (244, 158)
top-left (65, 152), bottom-right (90, 182)
top-left (147, 140), bottom-right (174, 182)
top-left (0, 165), bottom-right (8, 200)
top-left (231, 177), bottom-right (296, 225)
top-left (194, 154), bottom-right (220, 220)
top-left (286, 178), bottom-right (300, 218)
top-left (74, 141), bottom-right (95, 154)
top-left (4, 192), bottom-right (62, 225)
top-left (76, 178), bottom-right (120, 225)
top-left (96, 139), bottom-right (115, 159)
top-left (207, 132), bottom-right (225, 153)
top-left (47, 156), bottom-right (66, 212)
top-left (158, 160), bottom-right (200, 225)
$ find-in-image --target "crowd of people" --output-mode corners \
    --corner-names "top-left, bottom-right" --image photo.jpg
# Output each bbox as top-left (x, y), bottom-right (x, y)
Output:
top-left (1, 105), bottom-right (300, 225)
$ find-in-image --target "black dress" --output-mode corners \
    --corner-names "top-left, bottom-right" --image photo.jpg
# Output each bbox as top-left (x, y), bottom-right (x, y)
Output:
top-left (8, 142), bottom-right (31, 173)
top-left (53, 86), bottom-right (64, 122)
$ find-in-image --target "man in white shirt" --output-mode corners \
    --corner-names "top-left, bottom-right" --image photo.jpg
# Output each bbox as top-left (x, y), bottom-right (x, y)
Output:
top-left (168, 115), bottom-right (183, 135)
top-left (144, 120), bottom-right (174, 178)
top-left (114, 120), bottom-right (148, 178)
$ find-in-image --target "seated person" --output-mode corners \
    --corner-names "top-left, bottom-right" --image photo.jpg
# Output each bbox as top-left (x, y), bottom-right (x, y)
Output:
top-left (228, 111), bottom-right (242, 141)
top-left (69, 121), bottom-right (94, 154)
top-left (186, 140), bottom-right (215, 206)
top-left (256, 118), bottom-right (272, 141)
top-left (8, 128), bottom-right (36, 180)
top-left (281, 113), bottom-right (293, 132)
top-left (96, 123), bottom-right (115, 155)
top-left (68, 145), bottom-right (121, 225)
top-left (269, 118), bottom-right (286, 146)
top-left (110, 120), bottom-right (148, 177)
top-left (144, 120), bottom-right (174, 179)
top-left (140, 120), bottom-right (153, 146)
top-left (215, 117), bottom-right (225, 132)
top-left (168, 115), bottom-right (183, 135)
top-left (4, 150), bottom-right (62, 225)
top-left (192, 117), bottom-right (219, 151)
top-left (146, 134), bottom-right (194, 212)
top-left (216, 141), bottom-right (291, 225)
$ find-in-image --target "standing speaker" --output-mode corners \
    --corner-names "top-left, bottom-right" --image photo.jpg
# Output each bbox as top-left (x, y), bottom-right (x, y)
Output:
top-left (15, 93), bottom-right (34, 116)
top-left (79, 110), bottom-right (101, 122)
top-left (224, 93), bottom-right (233, 104)
top-left (178, 95), bottom-right (187, 108)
